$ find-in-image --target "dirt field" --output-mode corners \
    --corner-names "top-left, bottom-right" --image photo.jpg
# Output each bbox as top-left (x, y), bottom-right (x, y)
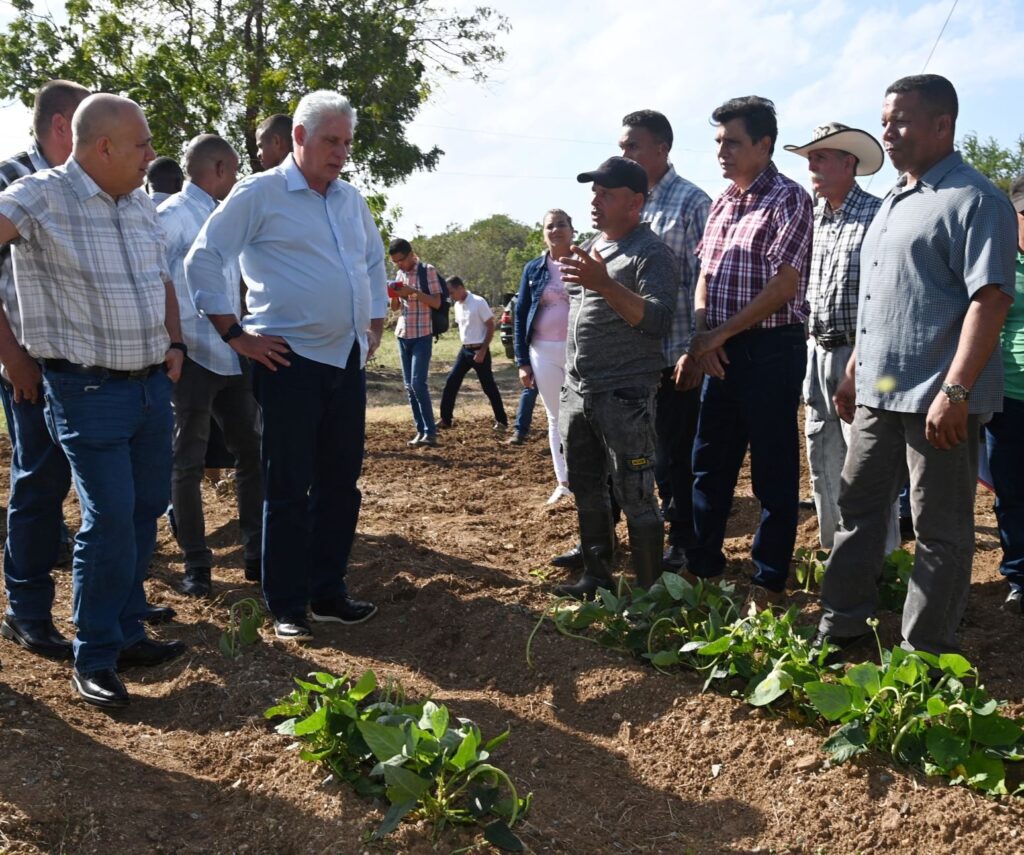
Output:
top-left (1, 358), bottom-right (1023, 855)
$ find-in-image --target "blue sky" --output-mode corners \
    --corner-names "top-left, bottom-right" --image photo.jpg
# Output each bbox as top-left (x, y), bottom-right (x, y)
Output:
top-left (2, 0), bottom-right (1022, 237)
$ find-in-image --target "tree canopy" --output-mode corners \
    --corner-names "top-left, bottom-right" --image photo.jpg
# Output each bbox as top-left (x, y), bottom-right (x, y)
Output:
top-left (959, 131), bottom-right (1024, 192)
top-left (0, 0), bottom-right (508, 185)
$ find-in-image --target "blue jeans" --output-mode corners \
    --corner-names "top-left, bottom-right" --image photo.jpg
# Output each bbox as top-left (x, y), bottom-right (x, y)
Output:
top-left (0, 381), bottom-right (72, 622)
top-left (42, 367), bottom-right (173, 671)
top-left (654, 369), bottom-right (700, 549)
top-left (398, 334), bottom-right (435, 435)
top-left (514, 385), bottom-right (538, 434)
top-left (687, 325), bottom-right (805, 592)
top-left (252, 348), bottom-right (365, 620)
top-left (985, 396), bottom-right (1024, 593)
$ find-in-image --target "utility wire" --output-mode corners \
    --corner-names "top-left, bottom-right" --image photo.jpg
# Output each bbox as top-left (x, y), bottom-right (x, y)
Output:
top-left (922, 0), bottom-right (959, 71)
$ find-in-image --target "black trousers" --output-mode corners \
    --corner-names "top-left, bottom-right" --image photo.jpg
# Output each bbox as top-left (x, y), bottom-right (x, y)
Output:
top-left (439, 346), bottom-right (507, 425)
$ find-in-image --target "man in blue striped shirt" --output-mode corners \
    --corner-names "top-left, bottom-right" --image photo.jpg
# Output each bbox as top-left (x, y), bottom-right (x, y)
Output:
top-left (159, 134), bottom-right (263, 599)
top-left (185, 91), bottom-right (388, 641)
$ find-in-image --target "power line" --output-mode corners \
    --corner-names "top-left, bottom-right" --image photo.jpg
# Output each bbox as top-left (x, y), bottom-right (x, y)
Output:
top-left (922, 0), bottom-right (959, 72)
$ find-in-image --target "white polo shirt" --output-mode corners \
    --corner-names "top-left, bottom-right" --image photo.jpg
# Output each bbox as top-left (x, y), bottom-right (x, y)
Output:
top-left (454, 291), bottom-right (493, 346)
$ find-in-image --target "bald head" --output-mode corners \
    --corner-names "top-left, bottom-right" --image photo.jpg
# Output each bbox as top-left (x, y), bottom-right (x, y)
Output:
top-left (183, 134), bottom-right (240, 200)
top-left (71, 94), bottom-right (155, 197)
top-left (73, 94), bottom-right (146, 149)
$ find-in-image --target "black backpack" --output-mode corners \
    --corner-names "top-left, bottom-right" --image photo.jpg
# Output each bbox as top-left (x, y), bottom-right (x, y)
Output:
top-left (416, 262), bottom-right (450, 338)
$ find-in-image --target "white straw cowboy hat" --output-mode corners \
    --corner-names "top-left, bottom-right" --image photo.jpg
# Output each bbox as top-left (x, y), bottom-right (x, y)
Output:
top-left (784, 122), bottom-right (884, 176)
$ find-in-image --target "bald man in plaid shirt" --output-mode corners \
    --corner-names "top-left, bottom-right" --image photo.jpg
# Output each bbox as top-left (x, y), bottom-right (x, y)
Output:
top-left (686, 96), bottom-right (813, 608)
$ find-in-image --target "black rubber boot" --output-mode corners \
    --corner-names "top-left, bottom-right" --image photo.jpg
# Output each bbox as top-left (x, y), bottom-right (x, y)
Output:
top-left (554, 510), bottom-right (615, 600)
top-left (628, 521), bottom-right (665, 590)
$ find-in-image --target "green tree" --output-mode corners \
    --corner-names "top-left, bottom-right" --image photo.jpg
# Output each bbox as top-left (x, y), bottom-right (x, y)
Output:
top-left (410, 214), bottom-right (533, 304)
top-left (0, 0), bottom-right (508, 186)
top-left (959, 131), bottom-right (1024, 192)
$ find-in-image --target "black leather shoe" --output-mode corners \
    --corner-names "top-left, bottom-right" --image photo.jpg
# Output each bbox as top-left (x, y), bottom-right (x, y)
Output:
top-left (811, 630), bottom-right (872, 664)
top-left (143, 605), bottom-right (176, 625)
top-left (0, 616), bottom-right (73, 660)
top-left (181, 567), bottom-right (212, 597)
top-left (72, 668), bottom-right (129, 709)
top-left (244, 558), bottom-right (261, 583)
top-left (662, 544), bottom-right (687, 570)
top-left (310, 596), bottom-right (378, 625)
top-left (273, 617), bottom-right (314, 640)
top-left (550, 543), bottom-right (584, 570)
top-left (118, 638), bottom-right (187, 668)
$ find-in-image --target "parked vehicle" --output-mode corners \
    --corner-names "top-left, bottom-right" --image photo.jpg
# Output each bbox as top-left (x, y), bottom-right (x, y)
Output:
top-left (498, 291), bottom-right (516, 360)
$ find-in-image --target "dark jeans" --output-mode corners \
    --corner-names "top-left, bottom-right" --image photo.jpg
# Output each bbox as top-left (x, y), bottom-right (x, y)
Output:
top-left (514, 385), bottom-right (538, 434)
top-left (558, 383), bottom-right (660, 526)
top-left (654, 368), bottom-right (701, 548)
top-left (0, 380), bottom-right (72, 622)
top-left (42, 367), bottom-right (173, 671)
top-left (252, 347), bottom-right (365, 621)
top-left (439, 346), bottom-right (508, 425)
top-left (687, 325), bottom-right (805, 592)
top-left (985, 396), bottom-right (1024, 593)
top-left (398, 334), bottom-right (435, 436)
top-left (171, 358), bottom-right (263, 571)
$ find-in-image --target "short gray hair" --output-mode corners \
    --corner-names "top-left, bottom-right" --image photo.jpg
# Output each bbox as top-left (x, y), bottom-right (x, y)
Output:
top-left (293, 90), bottom-right (357, 136)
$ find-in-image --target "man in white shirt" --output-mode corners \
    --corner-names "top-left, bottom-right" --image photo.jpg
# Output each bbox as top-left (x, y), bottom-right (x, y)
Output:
top-left (159, 134), bottom-right (263, 599)
top-left (438, 277), bottom-right (508, 431)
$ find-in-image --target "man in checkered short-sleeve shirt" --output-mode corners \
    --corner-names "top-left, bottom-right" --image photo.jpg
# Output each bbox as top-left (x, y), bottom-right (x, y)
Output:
top-left (685, 95), bottom-right (814, 606)
top-left (0, 94), bottom-right (189, 709)
top-left (816, 75), bottom-right (1018, 656)
top-left (783, 122), bottom-right (901, 553)
top-left (0, 80), bottom-right (88, 666)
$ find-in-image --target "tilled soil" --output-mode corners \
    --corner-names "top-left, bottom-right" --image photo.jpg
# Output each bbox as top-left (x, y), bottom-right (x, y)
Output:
top-left (1, 377), bottom-right (1023, 854)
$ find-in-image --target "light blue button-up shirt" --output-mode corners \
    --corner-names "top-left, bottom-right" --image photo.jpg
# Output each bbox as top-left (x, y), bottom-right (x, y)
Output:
top-left (184, 155), bottom-right (387, 369)
top-left (159, 182), bottom-right (242, 376)
top-left (856, 152), bottom-right (1017, 414)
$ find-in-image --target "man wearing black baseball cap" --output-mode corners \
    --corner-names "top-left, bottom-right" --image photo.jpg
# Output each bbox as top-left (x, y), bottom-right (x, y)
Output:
top-left (984, 175), bottom-right (1024, 615)
top-left (553, 156), bottom-right (677, 599)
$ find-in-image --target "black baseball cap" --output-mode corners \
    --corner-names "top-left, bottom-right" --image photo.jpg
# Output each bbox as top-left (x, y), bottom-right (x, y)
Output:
top-left (576, 156), bottom-right (648, 195)
top-left (1011, 175), bottom-right (1024, 214)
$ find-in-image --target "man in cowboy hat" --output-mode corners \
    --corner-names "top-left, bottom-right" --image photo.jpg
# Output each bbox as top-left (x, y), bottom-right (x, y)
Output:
top-left (784, 122), bottom-right (898, 552)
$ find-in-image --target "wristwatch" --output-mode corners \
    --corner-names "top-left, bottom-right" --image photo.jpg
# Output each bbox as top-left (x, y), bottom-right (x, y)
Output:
top-left (221, 322), bottom-right (244, 343)
top-left (941, 382), bottom-right (970, 404)
top-left (169, 341), bottom-right (188, 357)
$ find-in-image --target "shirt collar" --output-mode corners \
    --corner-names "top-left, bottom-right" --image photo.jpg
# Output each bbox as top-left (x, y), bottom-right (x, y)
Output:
top-left (727, 161), bottom-right (778, 198)
top-left (894, 150), bottom-right (962, 194)
top-left (817, 182), bottom-right (867, 221)
top-left (283, 153), bottom-right (340, 196)
top-left (27, 142), bottom-right (52, 172)
top-left (648, 164), bottom-right (678, 199)
top-left (65, 157), bottom-right (105, 202)
top-left (183, 180), bottom-right (217, 210)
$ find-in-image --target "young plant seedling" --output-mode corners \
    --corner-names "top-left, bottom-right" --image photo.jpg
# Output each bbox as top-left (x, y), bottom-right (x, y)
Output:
top-left (219, 597), bottom-right (264, 658)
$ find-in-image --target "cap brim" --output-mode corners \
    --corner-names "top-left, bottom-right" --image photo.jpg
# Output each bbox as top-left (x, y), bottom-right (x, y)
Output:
top-left (784, 128), bottom-right (884, 176)
top-left (576, 170), bottom-right (601, 184)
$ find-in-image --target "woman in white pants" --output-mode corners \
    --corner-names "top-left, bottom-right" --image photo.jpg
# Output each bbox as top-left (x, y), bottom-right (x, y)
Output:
top-left (513, 209), bottom-right (574, 504)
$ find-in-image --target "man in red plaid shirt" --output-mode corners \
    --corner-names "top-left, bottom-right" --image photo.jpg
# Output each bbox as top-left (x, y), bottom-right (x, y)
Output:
top-left (685, 96), bottom-right (814, 609)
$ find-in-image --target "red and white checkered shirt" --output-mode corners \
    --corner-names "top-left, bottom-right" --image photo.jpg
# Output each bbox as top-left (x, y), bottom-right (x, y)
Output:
top-left (396, 262), bottom-right (442, 339)
top-left (697, 162), bottom-right (814, 330)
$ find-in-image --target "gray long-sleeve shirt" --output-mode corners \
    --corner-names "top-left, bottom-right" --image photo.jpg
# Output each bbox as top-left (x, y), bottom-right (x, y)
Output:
top-left (565, 221), bottom-right (676, 393)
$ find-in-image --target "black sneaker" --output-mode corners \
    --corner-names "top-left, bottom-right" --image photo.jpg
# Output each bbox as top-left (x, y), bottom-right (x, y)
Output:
top-left (506, 431), bottom-right (526, 446)
top-left (811, 629), bottom-right (872, 664)
top-left (416, 433), bottom-right (438, 447)
top-left (273, 617), bottom-right (313, 640)
top-left (310, 596), bottom-right (378, 625)
top-left (1003, 588), bottom-right (1023, 615)
top-left (181, 567), bottom-right (212, 597)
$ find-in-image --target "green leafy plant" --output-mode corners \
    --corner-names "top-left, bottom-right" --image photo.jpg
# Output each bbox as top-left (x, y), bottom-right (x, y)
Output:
top-left (529, 573), bottom-right (1024, 796)
top-left (793, 547), bottom-right (828, 593)
top-left (879, 548), bottom-right (914, 611)
top-left (265, 670), bottom-right (530, 850)
top-left (219, 597), bottom-right (264, 657)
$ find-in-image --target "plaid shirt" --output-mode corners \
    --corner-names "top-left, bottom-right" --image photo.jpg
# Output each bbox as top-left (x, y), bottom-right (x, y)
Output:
top-left (0, 142), bottom-right (50, 340)
top-left (697, 162), bottom-right (814, 329)
top-left (641, 165), bottom-right (710, 364)
top-left (807, 183), bottom-right (881, 336)
top-left (396, 262), bottom-right (441, 339)
top-left (159, 182), bottom-right (241, 376)
top-left (0, 157), bottom-right (170, 370)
